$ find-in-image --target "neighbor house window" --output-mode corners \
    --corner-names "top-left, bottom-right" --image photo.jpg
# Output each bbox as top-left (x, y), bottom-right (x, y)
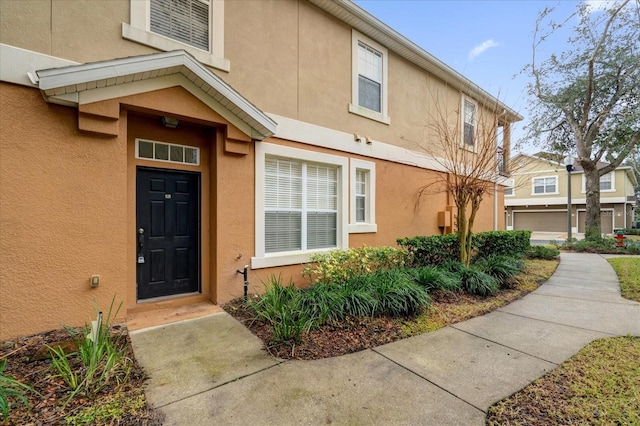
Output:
top-left (123, 0), bottom-right (229, 71)
top-left (150, 0), bottom-right (209, 51)
top-left (349, 159), bottom-right (377, 233)
top-left (253, 143), bottom-right (349, 269)
top-left (532, 176), bottom-right (558, 194)
top-left (463, 98), bottom-right (477, 147)
top-left (504, 186), bottom-right (515, 196)
top-left (600, 173), bottom-right (613, 191)
top-left (350, 31), bottom-right (389, 124)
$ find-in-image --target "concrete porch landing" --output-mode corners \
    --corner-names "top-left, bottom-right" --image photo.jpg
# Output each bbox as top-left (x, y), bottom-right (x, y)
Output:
top-left (126, 302), bottom-right (223, 332)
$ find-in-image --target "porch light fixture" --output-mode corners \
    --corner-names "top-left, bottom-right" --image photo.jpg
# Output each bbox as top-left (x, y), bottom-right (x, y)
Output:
top-left (564, 155), bottom-right (575, 241)
top-left (162, 116), bottom-right (179, 128)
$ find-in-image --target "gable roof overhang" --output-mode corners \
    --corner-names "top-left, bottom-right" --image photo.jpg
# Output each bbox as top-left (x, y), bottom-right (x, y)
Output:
top-left (35, 50), bottom-right (277, 140)
top-left (310, 0), bottom-right (523, 123)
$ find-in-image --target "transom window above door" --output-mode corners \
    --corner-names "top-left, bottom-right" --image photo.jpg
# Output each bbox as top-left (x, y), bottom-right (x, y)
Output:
top-left (136, 139), bottom-right (200, 166)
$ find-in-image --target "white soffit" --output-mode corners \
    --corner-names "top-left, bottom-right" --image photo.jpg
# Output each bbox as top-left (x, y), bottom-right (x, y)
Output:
top-left (36, 50), bottom-right (276, 140)
top-left (309, 0), bottom-right (522, 123)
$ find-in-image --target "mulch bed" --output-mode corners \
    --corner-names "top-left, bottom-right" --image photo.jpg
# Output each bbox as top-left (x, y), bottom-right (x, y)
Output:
top-left (223, 298), bottom-right (405, 360)
top-left (0, 327), bottom-right (163, 425)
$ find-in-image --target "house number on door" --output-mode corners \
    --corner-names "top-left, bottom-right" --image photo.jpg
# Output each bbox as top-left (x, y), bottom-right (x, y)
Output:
top-left (165, 194), bottom-right (172, 199)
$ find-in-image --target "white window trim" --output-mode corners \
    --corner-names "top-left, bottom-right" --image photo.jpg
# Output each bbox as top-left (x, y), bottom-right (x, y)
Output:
top-left (122, 0), bottom-right (230, 72)
top-left (460, 95), bottom-right (478, 152)
top-left (581, 171), bottom-right (616, 193)
top-left (531, 175), bottom-right (559, 195)
top-left (252, 143), bottom-right (349, 269)
top-left (349, 30), bottom-right (390, 125)
top-left (349, 159), bottom-right (377, 233)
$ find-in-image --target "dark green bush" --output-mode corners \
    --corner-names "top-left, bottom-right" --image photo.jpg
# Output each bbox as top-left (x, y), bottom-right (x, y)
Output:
top-left (527, 245), bottom-right (560, 260)
top-left (358, 270), bottom-right (431, 317)
top-left (460, 267), bottom-right (499, 296)
top-left (401, 266), bottom-right (461, 292)
top-left (473, 230), bottom-right (532, 259)
top-left (249, 276), bottom-right (315, 344)
top-left (474, 255), bottom-right (524, 288)
top-left (441, 261), bottom-right (498, 296)
top-left (398, 230), bottom-right (532, 267)
top-left (397, 234), bottom-right (460, 267)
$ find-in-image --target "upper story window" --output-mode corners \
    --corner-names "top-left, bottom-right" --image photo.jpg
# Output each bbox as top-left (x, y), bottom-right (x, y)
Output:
top-left (504, 185), bottom-right (515, 197)
top-left (349, 31), bottom-right (390, 124)
top-left (150, 0), bottom-right (209, 51)
top-left (600, 172), bottom-right (613, 191)
top-left (123, 0), bottom-right (229, 71)
top-left (582, 171), bottom-right (615, 193)
top-left (532, 176), bottom-right (558, 195)
top-left (463, 98), bottom-right (477, 147)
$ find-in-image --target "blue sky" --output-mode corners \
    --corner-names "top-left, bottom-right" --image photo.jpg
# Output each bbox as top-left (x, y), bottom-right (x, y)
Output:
top-left (353, 0), bottom-right (597, 154)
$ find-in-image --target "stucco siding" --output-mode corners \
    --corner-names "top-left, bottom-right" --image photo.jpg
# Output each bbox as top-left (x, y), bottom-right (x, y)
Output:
top-left (0, 83), bottom-right (129, 339)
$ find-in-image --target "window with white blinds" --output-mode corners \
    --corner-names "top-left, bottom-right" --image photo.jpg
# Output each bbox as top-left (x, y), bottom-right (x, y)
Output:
top-left (265, 157), bottom-right (338, 253)
top-left (355, 169), bottom-right (367, 222)
top-left (150, 0), bottom-right (210, 51)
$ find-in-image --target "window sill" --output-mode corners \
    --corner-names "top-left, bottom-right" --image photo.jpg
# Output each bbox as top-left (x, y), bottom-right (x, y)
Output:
top-left (251, 248), bottom-right (336, 269)
top-left (531, 192), bottom-right (559, 196)
top-left (348, 223), bottom-right (377, 234)
top-left (348, 103), bottom-right (390, 125)
top-left (122, 23), bottom-right (230, 72)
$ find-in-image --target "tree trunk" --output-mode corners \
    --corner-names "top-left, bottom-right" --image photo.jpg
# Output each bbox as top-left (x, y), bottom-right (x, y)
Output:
top-left (582, 164), bottom-right (602, 240)
top-left (457, 198), bottom-right (470, 266)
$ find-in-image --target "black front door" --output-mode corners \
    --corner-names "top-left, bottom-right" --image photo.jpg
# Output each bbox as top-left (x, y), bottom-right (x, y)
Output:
top-left (136, 167), bottom-right (200, 300)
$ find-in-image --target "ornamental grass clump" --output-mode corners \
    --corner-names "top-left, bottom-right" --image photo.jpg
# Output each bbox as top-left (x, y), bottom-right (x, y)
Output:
top-left (474, 255), bottom-right (525, 289)
top-left (48, 298), bottom-right (131, 404)
top-left (0, 359), bottom-right (38, 421)
top-left (400, 266), bottom-right (461, 292)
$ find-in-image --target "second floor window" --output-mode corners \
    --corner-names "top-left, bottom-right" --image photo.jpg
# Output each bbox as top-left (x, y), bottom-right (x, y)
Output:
top-left (357, 42), bottom-right (383, 113)
top-left (463, 99), bottom-right (476, 147)
top-left (150, 0), bottom-right (210, 51)
top-left (533, 176), bottom-right (557, 194)
top-left (600, 173), bottom-right (613, 191)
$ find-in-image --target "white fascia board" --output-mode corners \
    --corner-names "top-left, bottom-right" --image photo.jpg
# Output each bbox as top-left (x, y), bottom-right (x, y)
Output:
top-left (505, 196), bottom-right (628, 207)
top-left (0, 44), bottom-right (78, 87)
top-left (34, 50), bottom-right (276, 139)
top-left (266, 113), bottom-right (448, 173)
top-left (308, 0), bottom-right (522, 123)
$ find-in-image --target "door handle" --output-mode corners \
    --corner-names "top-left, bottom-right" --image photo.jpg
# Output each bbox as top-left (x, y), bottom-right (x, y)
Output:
top-left (137, 228), bottom-right (145, 264)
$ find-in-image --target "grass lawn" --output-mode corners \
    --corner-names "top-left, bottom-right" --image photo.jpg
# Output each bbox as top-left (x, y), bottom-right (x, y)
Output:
top-left (487, 336), bottom-right (640, 425)
top-left (487, 256), bottom-right (640, 425)
top-left (608, 257), bottom-right (640, 302)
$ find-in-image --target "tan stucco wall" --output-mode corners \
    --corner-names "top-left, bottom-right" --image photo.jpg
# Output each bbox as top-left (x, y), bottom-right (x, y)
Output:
top-left (0, 83), bottom-right (129, 340)
top-left (1, 0), bottom-right (509, 157)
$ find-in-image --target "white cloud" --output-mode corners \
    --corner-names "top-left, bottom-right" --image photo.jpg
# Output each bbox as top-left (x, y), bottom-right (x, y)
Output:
top-left (585, 0), bottom-right (613, 13)
top-left (468, 39), bottom-right (500, 61)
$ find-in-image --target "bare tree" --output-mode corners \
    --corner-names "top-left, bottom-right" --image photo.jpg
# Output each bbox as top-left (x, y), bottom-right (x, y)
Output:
top-left (416, 93), bottom-right (506, 266)
top-left (525, 0), bottom-right (640, 240)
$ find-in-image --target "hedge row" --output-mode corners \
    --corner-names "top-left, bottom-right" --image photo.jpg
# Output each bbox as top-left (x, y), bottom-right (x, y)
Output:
top-left (397, 230), bottom-right (532, 267)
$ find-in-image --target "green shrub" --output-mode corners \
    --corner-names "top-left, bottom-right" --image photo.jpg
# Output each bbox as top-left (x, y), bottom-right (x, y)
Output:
top-left (441, 261), bottom-right (498, 296)
top-left (0, 359), bottom-right (37, 421)
top-left (460, 268), bottom-right (499, 296)
top-left (401, 266), bottom-right (461, 292)
top-left (351, 270), bottom-right (430, 317)
top-left (248, 276), bottom-right (315, 344)
top-left (528, 245), bottom-right (560, 260)
top-left (302, 246), bottom-right (409, 285)
top-left (397, 234), bottom-right (460, 267)
top-left (474, 255), bottom-right (524, 288)
top-left (474, 230), bottom-right (531, 259)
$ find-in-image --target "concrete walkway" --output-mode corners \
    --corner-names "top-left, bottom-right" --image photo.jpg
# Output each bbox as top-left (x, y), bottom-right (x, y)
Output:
top-left (129, 253), bottom-right (640, 425)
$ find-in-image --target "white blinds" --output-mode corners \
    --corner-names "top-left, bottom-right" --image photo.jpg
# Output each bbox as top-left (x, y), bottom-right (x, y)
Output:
top-left (150, 0), bottom-right (210, 51)
top-left (265, 156), bottom-right (338, 253)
